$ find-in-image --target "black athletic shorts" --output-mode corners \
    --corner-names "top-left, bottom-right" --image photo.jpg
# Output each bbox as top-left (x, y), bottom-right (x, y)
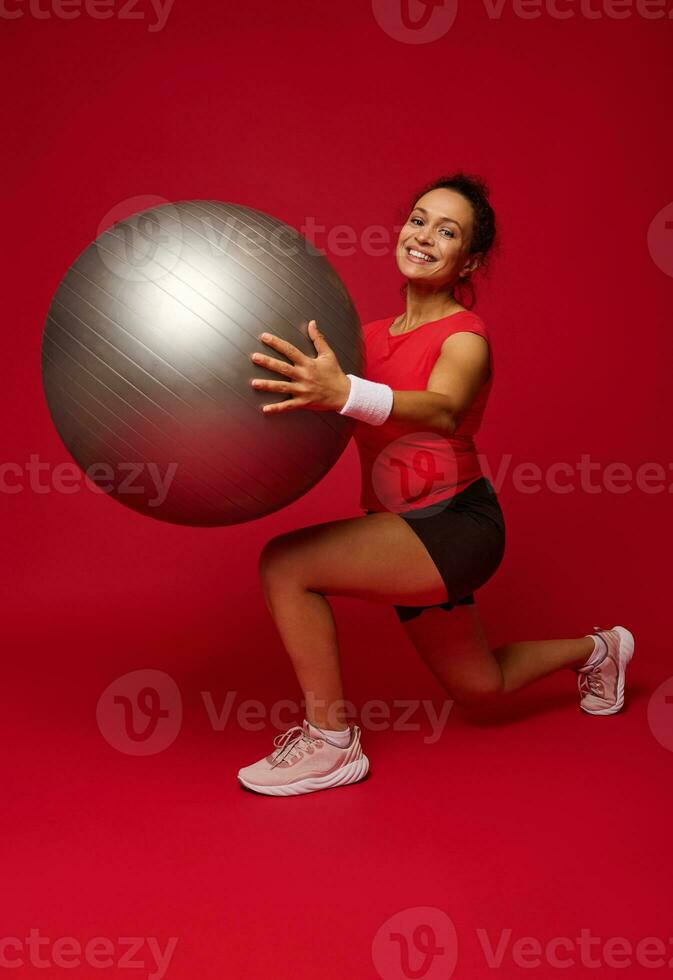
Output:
top-left (364, 476), bottom-right (506, 623)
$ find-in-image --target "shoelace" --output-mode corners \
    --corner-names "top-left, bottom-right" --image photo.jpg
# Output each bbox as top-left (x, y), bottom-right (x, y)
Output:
top-left (270, 726), bottom-right (321, 768)
top-left (578, 668), bottom-right (605, 698)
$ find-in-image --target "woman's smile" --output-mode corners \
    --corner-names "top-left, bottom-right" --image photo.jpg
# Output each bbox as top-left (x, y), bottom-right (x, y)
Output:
top-left (404, 245), bottom-right (437, 264)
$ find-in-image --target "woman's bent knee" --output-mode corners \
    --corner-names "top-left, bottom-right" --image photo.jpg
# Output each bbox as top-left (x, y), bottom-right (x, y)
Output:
top-left (452, 681), bottom-right (504, 707)
top-left (258, 533), bottom-right (294, 578)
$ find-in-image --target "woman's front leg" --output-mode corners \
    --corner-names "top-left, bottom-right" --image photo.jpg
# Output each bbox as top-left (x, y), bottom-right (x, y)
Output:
top-left (258, 572), bottom-right (348, 731)
top-left (257, 512), bottom-right (451, 733)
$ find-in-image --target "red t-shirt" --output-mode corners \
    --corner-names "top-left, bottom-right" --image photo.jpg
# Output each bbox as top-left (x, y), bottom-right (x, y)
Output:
top-left (352, 311), bottom-right (493, 513)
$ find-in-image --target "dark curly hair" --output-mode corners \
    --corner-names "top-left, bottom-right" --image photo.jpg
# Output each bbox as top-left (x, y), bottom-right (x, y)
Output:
top-left (397, 172), bottom-right (498, 310)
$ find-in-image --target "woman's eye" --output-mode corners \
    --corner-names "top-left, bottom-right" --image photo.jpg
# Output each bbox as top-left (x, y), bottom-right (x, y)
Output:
top-left (409, 217), bottom-right (454, 238)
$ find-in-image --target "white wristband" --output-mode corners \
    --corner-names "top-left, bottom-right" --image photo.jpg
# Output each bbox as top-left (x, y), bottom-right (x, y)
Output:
top-left (338, 374), bottom-right (394, 425)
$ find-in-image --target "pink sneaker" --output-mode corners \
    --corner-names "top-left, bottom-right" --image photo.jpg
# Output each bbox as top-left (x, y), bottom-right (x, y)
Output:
top-left (576, 625), bottom-right (635, 715)
top-left (237, 720), bottom-right (370, 797)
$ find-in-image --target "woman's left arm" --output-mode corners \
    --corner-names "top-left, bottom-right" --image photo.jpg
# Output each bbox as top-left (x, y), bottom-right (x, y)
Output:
top-left (387, 331), bottom-right (491, 435)
top-left (249, 323), bottom-right (490, 436)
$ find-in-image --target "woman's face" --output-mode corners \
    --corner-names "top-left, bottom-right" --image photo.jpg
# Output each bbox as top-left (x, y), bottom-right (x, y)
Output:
top-left (395, 188), bottom-right (479, 290)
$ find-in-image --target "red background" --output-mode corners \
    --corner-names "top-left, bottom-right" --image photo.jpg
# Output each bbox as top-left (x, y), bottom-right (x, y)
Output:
top-left (2, 1), bottom-right (672, 978)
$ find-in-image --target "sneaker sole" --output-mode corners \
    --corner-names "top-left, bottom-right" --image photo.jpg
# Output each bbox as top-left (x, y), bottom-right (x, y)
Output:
top-left (580, 625), bottom-right (635, 716)
top-left (237, 755), bottom-right (370, 797)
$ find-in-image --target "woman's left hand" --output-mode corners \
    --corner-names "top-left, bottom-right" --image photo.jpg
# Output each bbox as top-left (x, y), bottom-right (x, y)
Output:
top-left (250, 320), bottom-right (351, 415)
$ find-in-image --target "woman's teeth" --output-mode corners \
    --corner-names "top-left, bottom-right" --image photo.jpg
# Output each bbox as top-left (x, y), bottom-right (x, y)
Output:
top-left (408, 249), bottom-right (433, 263)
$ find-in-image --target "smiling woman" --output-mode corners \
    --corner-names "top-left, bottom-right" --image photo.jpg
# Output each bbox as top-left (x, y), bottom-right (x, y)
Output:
top-left (395, 172), bottom-right (497, 312)
top-left (237, 172), bottom-right (636, 798)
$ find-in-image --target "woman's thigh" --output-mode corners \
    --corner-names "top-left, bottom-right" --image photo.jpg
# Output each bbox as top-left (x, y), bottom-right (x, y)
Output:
top-left (401, 602), bottom-right (504, 703)
top-left (258, 512), bottom-right (450, 608)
